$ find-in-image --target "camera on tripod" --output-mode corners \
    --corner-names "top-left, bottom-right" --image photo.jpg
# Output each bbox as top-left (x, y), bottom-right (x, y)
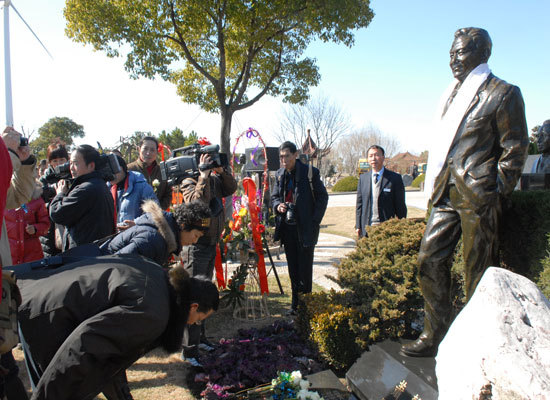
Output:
top-left (40, 153), bottom-right (121, 185)
top-left (159, 143), bottom-right (228, 185)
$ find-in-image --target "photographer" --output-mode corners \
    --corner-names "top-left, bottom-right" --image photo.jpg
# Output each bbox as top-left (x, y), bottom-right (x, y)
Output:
top-left (49, 145), bottom-right (115, 250)
top-left (179, 147), bottom-right (237, 366)
top-left (1, 127), bottom-right (36, 399)
top-left (39, 142), bottom-right (69, 257)
top-left (271, 141), bottom-right (328, 315)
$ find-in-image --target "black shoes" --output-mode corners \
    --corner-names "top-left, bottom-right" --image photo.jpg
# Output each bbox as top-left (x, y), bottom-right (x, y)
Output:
top-left (400, 334), bottom-right (439, 357)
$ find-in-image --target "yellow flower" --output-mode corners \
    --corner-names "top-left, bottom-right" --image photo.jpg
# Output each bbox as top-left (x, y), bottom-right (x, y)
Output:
top-left (238, 208), bottom-right (248, 217)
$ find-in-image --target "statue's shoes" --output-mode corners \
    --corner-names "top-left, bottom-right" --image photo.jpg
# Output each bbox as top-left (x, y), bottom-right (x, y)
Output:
top-left (400, 336), bottom-right (438, 357)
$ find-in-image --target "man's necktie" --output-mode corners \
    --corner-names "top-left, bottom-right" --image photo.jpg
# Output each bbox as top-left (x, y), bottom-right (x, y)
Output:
top-left (374, 173), bottom-right (379, 183)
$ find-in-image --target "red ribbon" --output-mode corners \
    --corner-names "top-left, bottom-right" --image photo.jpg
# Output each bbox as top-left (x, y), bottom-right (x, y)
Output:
top-left (242, 177), bottom-right (269, 294)
top-left (157, 142), bottom-right (171, 162)
top-left (215, 243), bottom-right (226, 289)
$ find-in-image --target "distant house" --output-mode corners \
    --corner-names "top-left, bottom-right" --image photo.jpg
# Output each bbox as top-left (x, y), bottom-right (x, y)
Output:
top-left (386, 151), bottom-right (426, 175)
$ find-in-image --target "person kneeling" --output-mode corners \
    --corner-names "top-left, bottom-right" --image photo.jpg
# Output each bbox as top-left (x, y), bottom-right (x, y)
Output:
top-left (17, 256), bottom-right (219, 400)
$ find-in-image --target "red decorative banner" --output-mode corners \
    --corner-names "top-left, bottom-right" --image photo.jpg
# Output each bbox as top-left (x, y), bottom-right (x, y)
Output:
top-left (242, 177), bottom-right (269, 294)
top-left (215, 243), bottom-right (226, 289)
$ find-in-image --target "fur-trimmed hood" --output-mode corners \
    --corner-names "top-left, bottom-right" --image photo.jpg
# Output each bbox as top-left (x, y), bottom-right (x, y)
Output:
top-left (141, 200), bottom-right (178, 255)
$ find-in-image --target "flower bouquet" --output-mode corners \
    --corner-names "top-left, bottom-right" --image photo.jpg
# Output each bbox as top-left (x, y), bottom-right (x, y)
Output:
top-left (235, 371), bottom-right (323, 400)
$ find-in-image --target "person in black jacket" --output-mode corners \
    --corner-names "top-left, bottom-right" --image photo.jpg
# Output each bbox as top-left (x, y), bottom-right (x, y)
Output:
top-left (271, 141), bottom-right (328, 315)
top-left (99, 199), bottom-right (211, 266)
top-left (39, 142), bottom-right (69, 258)
top-left (49, 145), bottom-right (115, 250)
top-left (17, 256), bottom-right (219, 400)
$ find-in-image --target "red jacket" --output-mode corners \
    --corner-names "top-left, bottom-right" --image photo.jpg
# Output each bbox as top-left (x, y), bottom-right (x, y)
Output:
top-left (5, 197), bottom-right (49, 265)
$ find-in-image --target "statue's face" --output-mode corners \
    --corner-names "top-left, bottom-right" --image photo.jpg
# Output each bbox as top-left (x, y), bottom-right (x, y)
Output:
top-left (537, 124), bottom-right (550, 153)
top-left (449, 35), bottom-right (485, 82)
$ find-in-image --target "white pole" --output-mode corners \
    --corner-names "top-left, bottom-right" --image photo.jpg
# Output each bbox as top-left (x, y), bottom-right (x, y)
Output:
top-left (4, 0), bottom-right (13, 127)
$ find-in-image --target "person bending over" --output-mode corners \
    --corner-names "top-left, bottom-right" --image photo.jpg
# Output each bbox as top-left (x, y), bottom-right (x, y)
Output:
top-left (17, 256), bottom-right (219, 400)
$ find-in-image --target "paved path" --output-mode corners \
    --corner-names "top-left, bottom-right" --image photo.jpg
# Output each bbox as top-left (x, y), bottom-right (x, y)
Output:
top-left (266, 232), bottom-right (356, 291)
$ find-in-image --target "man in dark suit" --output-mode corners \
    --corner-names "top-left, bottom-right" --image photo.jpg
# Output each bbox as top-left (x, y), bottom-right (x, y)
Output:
top-left (401, 27), bottom-right (528, 357)
top-left (355, 145), bottom-right (407, 237)
top-left (271, 141), bottom-right (328, 315)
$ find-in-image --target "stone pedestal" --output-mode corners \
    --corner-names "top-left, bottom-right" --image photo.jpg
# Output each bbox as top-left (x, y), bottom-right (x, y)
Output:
top-left (346, 340), bottom-right (438, 400)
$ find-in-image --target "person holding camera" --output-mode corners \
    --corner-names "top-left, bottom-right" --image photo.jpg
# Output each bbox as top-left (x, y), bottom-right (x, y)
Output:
top-left (271, 141), bottom-right (328, 316)
top-left (49, 144), bottom-right (115, 251)
top-left (128, 136), bottom-right (172, 210)
top-left (39, 142), bottom-right (69, 257)
top-left (1, 127), bottom-right (37, 268)
top-left (179, 147), bottom-right (237, 366)
top-left (1, 127), bottom-right (36, 399)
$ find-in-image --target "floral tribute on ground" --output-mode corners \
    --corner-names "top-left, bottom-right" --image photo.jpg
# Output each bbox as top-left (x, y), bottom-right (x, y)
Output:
top-left (196, 321), bottom-right (324, 399)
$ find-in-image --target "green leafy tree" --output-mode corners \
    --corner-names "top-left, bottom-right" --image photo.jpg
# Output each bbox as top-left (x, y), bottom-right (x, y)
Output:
top-left (64, 0), bottom-right (374, 154)
top-left (31, 117), bottom-right (85, 160)
top-left (158, 127), bottom-right (187, 151)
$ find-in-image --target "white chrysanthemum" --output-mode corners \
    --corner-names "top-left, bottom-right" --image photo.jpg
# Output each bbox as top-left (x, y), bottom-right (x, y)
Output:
top-left (291, 370), bottom-right (302, 384)
top-left (299, 379), bottom-right (310, 390)
top-left (297, 389), bottom-right (309, 399)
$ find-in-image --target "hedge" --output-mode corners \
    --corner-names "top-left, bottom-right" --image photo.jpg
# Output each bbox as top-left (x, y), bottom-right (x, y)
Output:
top-left (411, 173), bottom-right (425, 188)
top-left (332, 176), bottom-right (358, 192)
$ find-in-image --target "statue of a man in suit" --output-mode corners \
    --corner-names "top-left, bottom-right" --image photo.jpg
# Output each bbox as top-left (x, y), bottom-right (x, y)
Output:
top-left (401, 27), bottom-right (529, 357)
top-left (531, 120), bottom-right (550, 173)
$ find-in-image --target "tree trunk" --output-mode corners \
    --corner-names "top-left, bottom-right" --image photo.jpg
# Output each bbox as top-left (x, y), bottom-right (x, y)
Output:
top-left (220, 108), bottom-right (233, 155)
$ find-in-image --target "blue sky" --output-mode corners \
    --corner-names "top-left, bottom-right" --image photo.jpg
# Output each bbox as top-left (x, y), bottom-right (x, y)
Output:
top-left (1, 0), bottom-right (548, 154)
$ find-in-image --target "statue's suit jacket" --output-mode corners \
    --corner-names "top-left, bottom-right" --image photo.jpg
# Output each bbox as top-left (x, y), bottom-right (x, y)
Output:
top-left (355, 168), bottom-right (407, 237)
top-left (430, 74), bottom-right (528, 211)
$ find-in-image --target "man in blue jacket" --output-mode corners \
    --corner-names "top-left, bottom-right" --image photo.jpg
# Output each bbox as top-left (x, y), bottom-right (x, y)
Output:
top-left (271, 141), bottom-right (328, 315)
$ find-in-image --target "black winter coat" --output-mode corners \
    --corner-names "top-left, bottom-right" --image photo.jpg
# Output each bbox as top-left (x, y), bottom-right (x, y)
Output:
top-left (49, 171), bottom-right (115, 250)
top-left (99, 200), bottom-right (180, 265)
top-left (271, 160), bottom-right (328, 247)
top-left (17, 255), bottom-right (183, 400)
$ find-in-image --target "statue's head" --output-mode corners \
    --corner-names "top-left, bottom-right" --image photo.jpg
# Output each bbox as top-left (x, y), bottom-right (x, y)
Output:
top-left (537, 120), bottom-right (550, 154)
top-left (450, 28), bottom-right (492, 82)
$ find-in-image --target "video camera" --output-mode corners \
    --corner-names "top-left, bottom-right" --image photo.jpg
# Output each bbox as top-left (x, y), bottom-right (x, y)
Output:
top-left (160, 143), bottom-right (228, 185)
top-left (41, 153), bottom-right (122, 185)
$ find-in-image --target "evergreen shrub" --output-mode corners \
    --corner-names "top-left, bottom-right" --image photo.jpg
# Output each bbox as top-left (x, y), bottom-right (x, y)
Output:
top-left (500, 190), bottom-right (550, 281)
top-left (411, 173), bottom-right (425, 188)
top-left (298, 191), bottom-right (550, 370)
top-left (537, 234), bottom-right (550, 299)
top-left (332, 176), bottom-right (358, 192)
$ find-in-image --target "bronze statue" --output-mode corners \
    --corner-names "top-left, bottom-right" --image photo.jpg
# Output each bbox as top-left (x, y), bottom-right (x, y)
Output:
top-left (401, 27), bottom-right (529, 357)
top-left (531, 120), bottom-right (550, 173)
